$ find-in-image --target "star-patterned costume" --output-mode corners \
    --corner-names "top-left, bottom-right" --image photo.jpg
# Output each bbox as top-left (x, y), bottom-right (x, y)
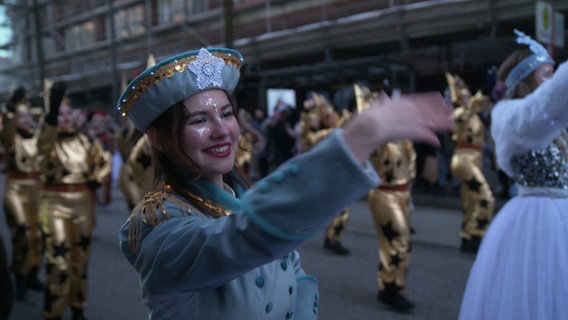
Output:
top-left (368, 141), bottom-right (416, 296)
top-left (446, 73), bottom-right (495, 252)
top-left (459, 59), bottom-right (568, 320)
top-left (1, 101), bottom-right (43, 297)
top-left (299, 93), bottom-right (352, 254)
top-left (118, 133), bottom-right (154, 211)
top-left (38, 114), bottom-right (111, 318)
top-left (355, 83), bottom-right (416, 308)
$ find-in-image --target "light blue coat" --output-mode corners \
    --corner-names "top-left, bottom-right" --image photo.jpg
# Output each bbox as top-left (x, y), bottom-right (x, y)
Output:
top-left (119, 130), bottom-right (380, 319)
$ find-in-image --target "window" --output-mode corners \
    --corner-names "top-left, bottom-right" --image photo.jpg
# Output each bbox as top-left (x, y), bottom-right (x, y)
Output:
top-left (114, 4), bottom-right (145, 39)
top-left (64, 21), bottom-right (96, 51)
top-left (158, 0), bottom-right (186, 24)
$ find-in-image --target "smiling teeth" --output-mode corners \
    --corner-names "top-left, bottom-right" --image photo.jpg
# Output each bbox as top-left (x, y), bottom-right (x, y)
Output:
top-left (207, 146), bottom-right (229, 153)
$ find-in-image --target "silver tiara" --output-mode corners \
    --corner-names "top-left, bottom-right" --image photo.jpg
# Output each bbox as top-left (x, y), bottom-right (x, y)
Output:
top-left (504, 29), bottom-right (554, 97)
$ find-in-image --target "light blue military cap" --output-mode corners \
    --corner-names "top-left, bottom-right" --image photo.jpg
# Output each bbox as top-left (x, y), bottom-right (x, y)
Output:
top-left (117, 47), bottom-right (244, 132)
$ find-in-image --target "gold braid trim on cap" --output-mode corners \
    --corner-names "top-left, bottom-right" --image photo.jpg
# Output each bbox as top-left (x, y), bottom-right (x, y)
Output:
top-left (119, 52), bottom-right (243, 116)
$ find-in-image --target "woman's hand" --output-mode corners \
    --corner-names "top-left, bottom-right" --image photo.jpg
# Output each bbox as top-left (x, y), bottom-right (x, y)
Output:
top-left (343, 92), bottom-right (454, 164)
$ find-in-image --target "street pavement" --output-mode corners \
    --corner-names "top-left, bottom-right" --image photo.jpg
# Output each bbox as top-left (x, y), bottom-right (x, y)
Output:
top-left (1, 176), bottom-right (498, 320)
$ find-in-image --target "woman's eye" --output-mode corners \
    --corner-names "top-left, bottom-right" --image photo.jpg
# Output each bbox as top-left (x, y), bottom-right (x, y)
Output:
top-left (223, 110), bottom-right (234, 118)
top-left (189, 117), bottom-right (207, 125)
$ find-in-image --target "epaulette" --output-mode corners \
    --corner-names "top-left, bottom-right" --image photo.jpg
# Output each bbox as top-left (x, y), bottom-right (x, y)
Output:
top-left (128, 186), bottom-right (193, 254)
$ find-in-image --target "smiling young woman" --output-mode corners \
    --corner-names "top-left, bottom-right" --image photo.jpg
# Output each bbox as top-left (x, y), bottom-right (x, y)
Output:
top-left (116, 47), bottom-right (453, 320)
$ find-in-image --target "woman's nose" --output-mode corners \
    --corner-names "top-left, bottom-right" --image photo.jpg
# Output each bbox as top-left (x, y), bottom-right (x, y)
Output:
top-left (210, 118), bottom-right (230, 137)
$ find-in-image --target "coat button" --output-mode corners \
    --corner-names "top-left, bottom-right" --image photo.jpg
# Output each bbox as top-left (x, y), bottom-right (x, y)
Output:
top-left (265, 302), bottom-right (273, 313)
top-left (287, 164), bottom-right (300, 176)
top-left (280, 261), bottom-right (288, 270)
top-left (257, 181), bottom-right (269, 193)
top-left (255, 276), bottom-right (265, 288)
top-left (289, 286), bottom-right (294, 295)
top-left (285, 311), bottom-right (294, 319)
top-left (271, 171), bottom-right (285, 183)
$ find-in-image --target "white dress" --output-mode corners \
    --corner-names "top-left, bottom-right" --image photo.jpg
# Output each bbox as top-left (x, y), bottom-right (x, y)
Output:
top-left (459, 60), bottom-right (568, 320)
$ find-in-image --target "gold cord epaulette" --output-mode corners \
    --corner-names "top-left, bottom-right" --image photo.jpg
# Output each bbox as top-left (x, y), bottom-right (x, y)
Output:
top-left (128, 185), bottom-right (193, 254)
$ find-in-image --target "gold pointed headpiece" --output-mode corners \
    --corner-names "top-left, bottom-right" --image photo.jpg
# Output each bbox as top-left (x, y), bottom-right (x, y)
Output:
top-left (353, 83), bottom-right (379, 113)
top-left (444, 72), bottom-right (468, 105)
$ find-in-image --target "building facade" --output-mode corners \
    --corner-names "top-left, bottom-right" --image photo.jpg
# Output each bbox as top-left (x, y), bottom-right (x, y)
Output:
top-left (0, 0), bottom-right (567, 112)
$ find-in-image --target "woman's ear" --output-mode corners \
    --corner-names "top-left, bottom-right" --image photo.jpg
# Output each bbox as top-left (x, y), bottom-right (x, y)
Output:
top-left (516, 82), bottom-right (532, 98)
top-left (146, 128), bottom-right (162, 152)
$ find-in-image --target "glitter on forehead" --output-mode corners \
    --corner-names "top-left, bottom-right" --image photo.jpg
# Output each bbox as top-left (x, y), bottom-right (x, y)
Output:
top-left (188, 48), bottom-right (225, 90)
top-left (205, 97), bottom-right (218, 112)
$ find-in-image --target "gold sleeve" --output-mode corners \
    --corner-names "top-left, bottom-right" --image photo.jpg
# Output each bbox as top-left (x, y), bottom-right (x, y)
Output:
top-left (88, 137), bottom-right (112, 185)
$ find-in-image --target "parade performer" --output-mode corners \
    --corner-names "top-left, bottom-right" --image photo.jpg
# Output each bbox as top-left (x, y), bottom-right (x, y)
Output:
top-left (120, 133), bottom-right (155, 212)
top-left (235, 108), bottom-right (265, 179)
top-left (1, 86), bottom-right (44, 300)
top-left (446, 73), bottom-right (495, 254)
top-left (38, 82), bottom-right (111, 320)
top-left (116, 47), bottom-right (452, 319)
top-left (299, 92), bottom-right (352, 255)
top-left (355, 83), bottom-right (416, 312)
top-left (115, 116), bottom-right (144, 211)
top-left (459, 29), bottom-right (568, 320)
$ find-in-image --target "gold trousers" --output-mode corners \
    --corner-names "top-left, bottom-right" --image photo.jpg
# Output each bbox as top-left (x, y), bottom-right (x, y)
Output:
top-left (3, 177), bottom-right (43, 275)
top-left (368, 188), bottom-right (411, 294)
top-left (324, 207), bottom-right (350, 242)
top-left (40, 188), bottom-right (94, 318)
top-left (451, 149), bottom-right (495, 239)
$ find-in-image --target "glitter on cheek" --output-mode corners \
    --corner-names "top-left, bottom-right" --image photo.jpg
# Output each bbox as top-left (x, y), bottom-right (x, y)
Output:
top-left (192, 127), bottom-right (211, 139)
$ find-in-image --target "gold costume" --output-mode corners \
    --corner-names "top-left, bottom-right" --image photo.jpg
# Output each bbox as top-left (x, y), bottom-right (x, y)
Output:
top-left (119, 134), bottom-right (155, 212)
top-left (115, 122), bottom-right (146, 211)
top-left (447, 73), bottom-right (495, 253)
top-left (1, 103), bottom-right (43, 298)
top-left (355, 83), bottom-right (416, 300)
top-left (300, 93), bottom-right (352, 254)
top-left (38, 122), bottom-right (111, 318)
top-left (368, 141), bottom-right (415, 295)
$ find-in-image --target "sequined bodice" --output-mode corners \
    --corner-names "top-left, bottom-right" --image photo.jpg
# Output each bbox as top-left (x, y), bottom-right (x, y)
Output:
top-left (511, 141), bottom-right (568, 190)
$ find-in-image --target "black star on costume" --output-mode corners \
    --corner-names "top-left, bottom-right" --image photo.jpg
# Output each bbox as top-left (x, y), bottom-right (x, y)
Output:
top-left (43, 287), bottom-right (60, 313)
top-left (390, 253), bottom-right (402, 268)
top-left (384, 172), bottom-right (395, 184)
top-left (16, 224), bottom-right (29, 235)
top-left (76, 235), bottom-right (91, 252)
top-left (58, 272), bottom-right (68, 284)
top-left (61, 167), bottom-right (71, 177)
top-left (476, 217), bottom-right (489, 229)
top-left (479, 199), bottom-right (489, 209)
top-left (46, 262), bottom-right (54, 274)
top-left (465, 178), bottom-right (482, 192)
top-left (54, 243), bottom-right (69, 258)
top-left (381, 221), bottom-right (401, 243)
top-left (137, 153), bottom-right (153, 170)
top-left (332, 222), bottom-right (342, 237)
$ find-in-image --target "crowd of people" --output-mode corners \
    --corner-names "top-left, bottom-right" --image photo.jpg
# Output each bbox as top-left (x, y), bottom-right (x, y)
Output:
top-left (0, 28), bottom-right (566, 319)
